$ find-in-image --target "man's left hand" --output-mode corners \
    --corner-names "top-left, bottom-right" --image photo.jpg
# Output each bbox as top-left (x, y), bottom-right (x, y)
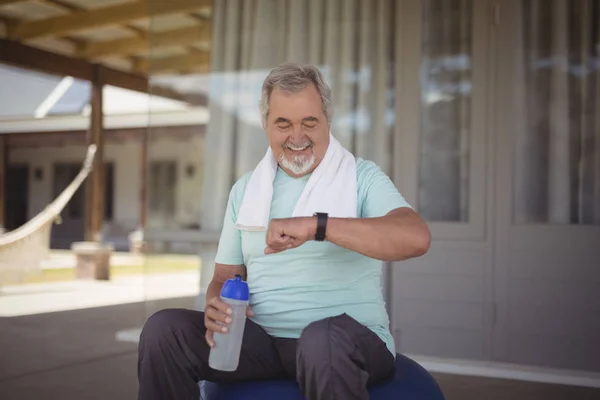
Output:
top-left (265, 217), bottom-right (317, 254)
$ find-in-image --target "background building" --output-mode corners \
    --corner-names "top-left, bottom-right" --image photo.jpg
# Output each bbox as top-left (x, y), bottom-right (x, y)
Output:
top-left (1, 65), bottom-right (207, 250)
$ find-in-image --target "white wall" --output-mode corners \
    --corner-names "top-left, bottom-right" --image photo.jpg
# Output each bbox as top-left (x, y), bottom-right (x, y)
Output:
top-left (392, 242), bottom-right (492, 361)
top-left (11, 145), bottom-right (83, 219)
top-left (147, 134), bottom-right (205, 230)
top-left (9, 134), bottom-right (204, 247)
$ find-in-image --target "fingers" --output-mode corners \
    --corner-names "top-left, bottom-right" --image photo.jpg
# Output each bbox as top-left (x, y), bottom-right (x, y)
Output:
top-left (209, 296), bottom-right (232, 315)
top-left (265, 237), bottom-right (305, 254)
top-left (265, 234), bottom-right (294, 254)
top-left (266, 220), bottom-right (291, 251)
top-left (204, 309), bottom-right (229, 348)
top-left (205, 330), bottom-right (215, 348)
top-left (204, 296), bottom-right (233, 347)
top-left (206, 305), bottom-right (232, 325)
top-left (204, 305), bottom-right (230, 331)
top-left (205, 317), bottom-right (229, 334)
top-left (266, 234), bottom-right (291, 249)
top-left (204, 307), bottom-right (254, 348)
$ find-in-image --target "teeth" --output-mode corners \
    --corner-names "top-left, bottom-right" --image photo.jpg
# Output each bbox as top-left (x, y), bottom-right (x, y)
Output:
top-left (288, 144), bottom-right (309, 151)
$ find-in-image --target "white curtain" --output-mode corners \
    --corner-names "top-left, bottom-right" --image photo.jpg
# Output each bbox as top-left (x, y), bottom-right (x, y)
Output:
top-left (201, 0), bottom-right (397, 233)
top-left (196, 0), bottom-right (397, 305)
top-left (418, 0), bottom-right (472, 222)
top-left (514, 0), bottom-right (600, 225)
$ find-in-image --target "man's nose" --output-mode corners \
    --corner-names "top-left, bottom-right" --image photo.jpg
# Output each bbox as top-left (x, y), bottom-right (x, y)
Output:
top-left (290, 123), bottom-right (303, 139)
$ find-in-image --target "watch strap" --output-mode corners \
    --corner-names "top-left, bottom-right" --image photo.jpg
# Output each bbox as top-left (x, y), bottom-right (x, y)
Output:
top-left (314, 212), bottom-right (328, 241)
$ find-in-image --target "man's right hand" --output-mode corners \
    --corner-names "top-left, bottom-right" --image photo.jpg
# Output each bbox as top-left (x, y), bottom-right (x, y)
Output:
top-left (204, 296), bottom-right (253, 348)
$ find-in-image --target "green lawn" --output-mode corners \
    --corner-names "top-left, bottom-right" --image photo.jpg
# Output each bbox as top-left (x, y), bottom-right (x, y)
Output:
top-left (18, 254), bottom-right (200, 284)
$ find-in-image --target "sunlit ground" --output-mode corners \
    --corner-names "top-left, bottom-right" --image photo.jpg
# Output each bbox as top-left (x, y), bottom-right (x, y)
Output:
top-left (0, 251), bottom-right (201, 317)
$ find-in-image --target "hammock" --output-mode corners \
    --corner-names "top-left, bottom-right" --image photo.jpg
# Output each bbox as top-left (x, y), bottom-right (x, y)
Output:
top-left (0, 145), bottom-right (97, 285)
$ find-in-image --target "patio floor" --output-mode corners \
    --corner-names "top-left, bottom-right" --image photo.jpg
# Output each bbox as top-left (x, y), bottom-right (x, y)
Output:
top-left (1, 295), bottom-right (599, 400)
top-left (0, 253), bottom-right (598, 399)
top-left (0, 296), bottom-right (194, 400)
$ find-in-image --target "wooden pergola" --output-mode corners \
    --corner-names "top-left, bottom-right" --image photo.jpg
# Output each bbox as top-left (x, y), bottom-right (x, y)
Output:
top-left (0, 0), bottom-right (212, 243)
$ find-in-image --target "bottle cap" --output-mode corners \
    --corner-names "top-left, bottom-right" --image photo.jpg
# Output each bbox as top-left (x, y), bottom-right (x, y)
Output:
top-left (220, 274), bottom-right (249, 301)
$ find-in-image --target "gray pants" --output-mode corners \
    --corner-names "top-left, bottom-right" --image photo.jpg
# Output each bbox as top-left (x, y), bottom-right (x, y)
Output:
top-left (137, 309), bottom-right (395, 400)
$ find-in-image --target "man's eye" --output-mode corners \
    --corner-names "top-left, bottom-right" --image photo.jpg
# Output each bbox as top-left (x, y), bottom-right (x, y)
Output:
top-left (277, 124), bottom-right (291, 130)
top-left (304, 124), bottom-right (316, 129)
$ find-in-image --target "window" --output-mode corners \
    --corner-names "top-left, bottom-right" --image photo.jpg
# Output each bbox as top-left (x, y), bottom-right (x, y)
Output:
top-left (513, 0), bottom-right (600, 225)
top-left (149, 161), bottom-right (177, 217)
top-left (105, 163), bottom-right (114, 221)
top-left (418, 0), bottom-right (473, 222)
top-left (54, 163), bottom-right (84, 219)
top-left (53, 162), bottom-right (114, 221)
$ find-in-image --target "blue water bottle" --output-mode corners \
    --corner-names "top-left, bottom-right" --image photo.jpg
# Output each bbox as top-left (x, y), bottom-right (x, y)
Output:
top-left (208, 274), bottom-right (249, 371)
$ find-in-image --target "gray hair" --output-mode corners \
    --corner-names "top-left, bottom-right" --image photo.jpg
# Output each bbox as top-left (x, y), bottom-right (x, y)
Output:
top-left (259, 63), bottom-right (333, 126)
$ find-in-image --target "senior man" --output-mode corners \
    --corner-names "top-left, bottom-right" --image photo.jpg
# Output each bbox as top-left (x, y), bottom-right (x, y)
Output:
top-left (138, 63), bottom-right (431, 400)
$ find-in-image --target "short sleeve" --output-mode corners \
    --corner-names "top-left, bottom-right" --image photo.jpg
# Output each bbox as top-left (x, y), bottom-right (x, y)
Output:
top-left (357, 159), bottom-right (413, 218)
top-left (214, 175), bottom-right (250, 265)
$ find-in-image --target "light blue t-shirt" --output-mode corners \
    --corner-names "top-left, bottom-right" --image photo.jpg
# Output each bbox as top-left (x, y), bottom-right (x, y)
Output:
top-left (214, 158), bottom-right (412, 355)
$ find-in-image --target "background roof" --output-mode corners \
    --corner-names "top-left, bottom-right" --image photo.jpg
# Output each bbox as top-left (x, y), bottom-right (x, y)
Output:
top-left (0, 63), bottom-right (193, 121)
top-left (0, 0), bottom-right (211, 76)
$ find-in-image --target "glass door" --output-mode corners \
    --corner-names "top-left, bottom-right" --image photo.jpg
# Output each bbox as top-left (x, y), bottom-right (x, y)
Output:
top-left (390, 0), bottom-right (495, 361)
top-left (394, 0), bottom-right (490, 241)
top-left (492, 0), bottom-right (600, 371)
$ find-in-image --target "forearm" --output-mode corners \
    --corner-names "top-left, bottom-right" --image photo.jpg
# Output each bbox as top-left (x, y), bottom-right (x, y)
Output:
top-left (205, 263), bottom-right (246, 302)
top-left (323, 208), bottom-right (430, 262)
top-left (206, 280), bottom-right (224, 302)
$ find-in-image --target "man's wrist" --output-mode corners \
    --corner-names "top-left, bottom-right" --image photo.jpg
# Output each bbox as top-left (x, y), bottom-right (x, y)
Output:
top-left (305, 216), bottom-right (318, 240)
top-left (313, 212), bottom-right (328, 241)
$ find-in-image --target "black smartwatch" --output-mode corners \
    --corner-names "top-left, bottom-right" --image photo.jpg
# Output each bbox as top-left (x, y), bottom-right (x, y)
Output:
top-left (313, 212), bottom-right (328, 241)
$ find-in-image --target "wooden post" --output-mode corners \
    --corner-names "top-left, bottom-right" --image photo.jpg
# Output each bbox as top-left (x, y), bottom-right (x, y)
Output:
top-left (85, 65), bottom-right (105, 242)
top-left (75, 69), bottom-right (113, 280)
top-left (0, 136), bottom-right (6, 233)
top-left (128, 127), bottom-right (148, 253)
top-left (139, 128), bottom-right (148, 230)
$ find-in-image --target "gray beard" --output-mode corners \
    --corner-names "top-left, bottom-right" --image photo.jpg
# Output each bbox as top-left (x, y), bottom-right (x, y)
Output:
top-left (278, 152), bottom-right (316, 175)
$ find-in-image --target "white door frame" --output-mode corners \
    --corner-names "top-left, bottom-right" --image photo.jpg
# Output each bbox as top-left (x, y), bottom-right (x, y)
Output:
top-left (391, 0), bottom-right (496, 359)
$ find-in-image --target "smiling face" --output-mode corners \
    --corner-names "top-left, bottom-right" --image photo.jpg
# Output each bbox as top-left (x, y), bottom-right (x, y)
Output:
top-left (265, 83), bottom-right (330, 177)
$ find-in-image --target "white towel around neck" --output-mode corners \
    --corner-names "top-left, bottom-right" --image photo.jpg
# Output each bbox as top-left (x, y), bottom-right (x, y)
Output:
top-left (235, 133), bottom-right (357, 231)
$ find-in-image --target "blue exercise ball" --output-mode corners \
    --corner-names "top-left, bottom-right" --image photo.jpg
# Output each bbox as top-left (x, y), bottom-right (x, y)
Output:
top-left (200, 353), bottom-right (446, 400)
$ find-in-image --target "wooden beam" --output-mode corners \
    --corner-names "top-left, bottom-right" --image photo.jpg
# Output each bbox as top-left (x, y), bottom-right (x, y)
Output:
top-left (135, 51), bottom-right (210, 74)
top-left (36, 0), bottom-right (84, 12)
top-left (6, 125), bottom-right (205, 148)
top-left (77, 24), bottom-right (211, 59)
top-left (0, 38), bottom-right (93, 81)
top-left (0, 39), bottom-right (208, 105)
top-left (7, 0), bottom-right (211, 41)
top-left (8, 125), bottom-right (202, 144)
top-left (38, 0), bottom-right (147, 45)
top-left (149, 85), bottom-right (208, 107)
top-left (101, 65), bottom-right (147, 93)
top-left (0, 38), bottom-right (146, 90)
top-left (139, 128), bottom-right (147, 230)
top-left (0, 0), bottom-right (27, 6)
top-left (85, 65), bottom-right (104, 242)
